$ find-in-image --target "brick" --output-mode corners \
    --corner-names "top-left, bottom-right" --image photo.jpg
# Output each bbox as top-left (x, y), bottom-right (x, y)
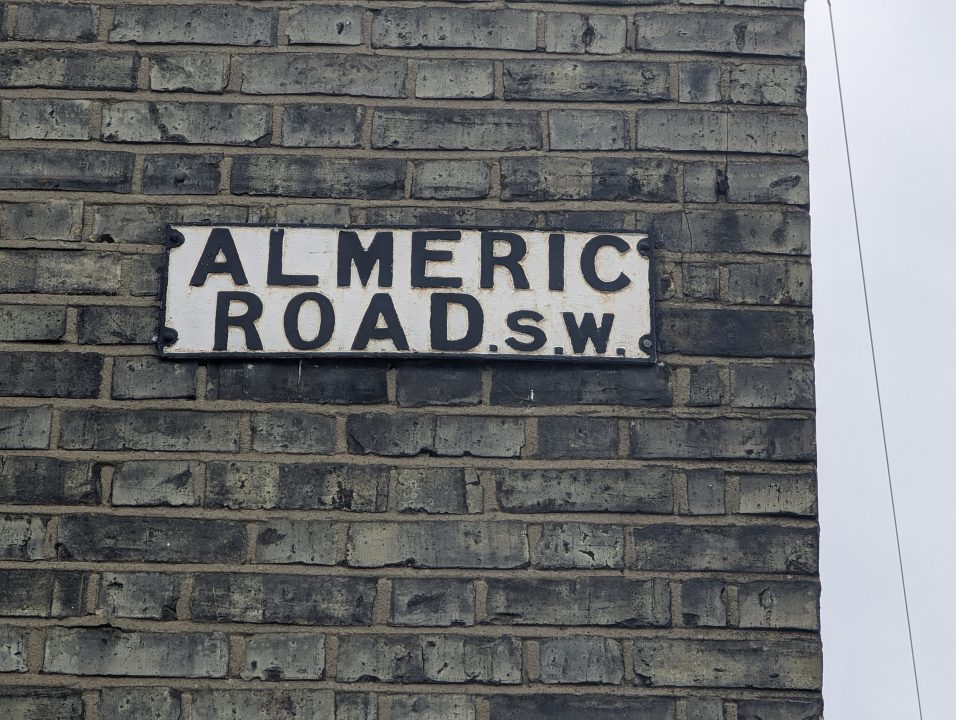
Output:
top-left (8, 99), bottom-right (92, 140)
top-left (489, 696), bottom-right (674, 720)
top-left (44, 627), bottom-right (228, 678)
top-left (539, 637), bottom-right (623, 684)
top-left (337, 692), bottom-right (376, 720)
top-left (549, 110), bottom-right (628, 151)
top-left (726, 160), bottom-right (810, 204)
top-left (142, 154), bottom-right (222, 195)
top-left (688, 364), bottom-right (724, 407)
top-left (395, 468), bottom-right (483, 515)
top-left (103, 102), bottom-right (270, 146)
top-left (636, 12), bottom-right (804, 57)
top-left (631, 524), bottom-right (818, 574)
top-left (393, 695), bottom-right (475, 720)
top-left (110, 5), bottom-right (276, 45)
top-left (78, 306), bottom-right (156, 344)
top-left (491, 365), bottom-right (671, 406)
top-left (683, 163), bottom-right (720, 203)
top-left (632, 638), bottom-right (821, 689)
top-left (192, 690), bottom-right (334, 720)
top-left (111, 357), bottom-right (196, 400)
top-left (501, 157), bottom-right (590, 201)
top-left (111, 460), bottom-right (199, 507)
top-left (591, 158), bottom-right (679, 201)
top-left (276, 204), bottom-right (351, 226)
top-left (336, 635), bottom-right (424, 683)
top-left (348, 415), bottom-right (525, 458)
top-left (0, 352), bottom-right (89, 400)
top-left (367, 206), bottom-right (537, 230)
top-left (738, 473), bottom-right (817, 516)
top-left (631, 417), bottom-right (814, 461)
top-left (373, 9), bottom-right (536, 50)
top-left (680, 209), bottom-right (810, 254)
top-left (0, 201), bottom-right (81, 241)
top-left (0, 626), bottom-right (27, 672)
top-left (0, 407), bottom-right (51, 450)
top-left (0, 456), bottom-right (99, 505)
top-left (505, 60), bottom-right (670, 101)
top-left (58, 515), bottom-right (246, 563)
top-left (658, 309), bottom-right (814, 357)
top-left (90, 203), bottom-right (250, 244)
top-left (191, 574), bottom-right (376, 625)
top-left (687, 698), bottom-right (724, 720)
top-left (250, 411), bottom-right (336, 454)
top-left (737, 700), bottom-right (823, 720)
top-left (128, 255), bottom-right (164, 296)
top-left (726, 260), bottom-right (813, 306)
top-left (0, 515), bottom-right (48, 560)
top-left (242, 634), bottom-right (326, 680)
top-left (232, 156), bottom-right (406, 198)
top-left (13, 3), bottom-right (97, 42)
top-left (150, 53), bottom-right (229, 93)
top-left (738, 581), bottom-right (819, 630)
top-left (537, 416), bottom-right (618, 459)
top-left (729, 112), bottom-right (807, 155)
top-left (0, 688), bottom-right (84, 720)
top-left (207, 361), bottom-right (388, 404)
top-left (0, 150), bottom-right (133, 192)
top-left (686, 469), bottom-right (726, 515)
top-left (637, 110), bottom-right (724, 151)
top-left (538, 523), bottom-right (624, 569)
top-left (60, 409), bottom-right (240, 452)
top-left (98, 572), bottom-right (180, 620)
top-left (545, 13), bottom-right (627, 55)
top-left (391, 578), bottom-right (475, 627)
top-left (544, 210), bottom-right (628, 231)
top-left (680, 62), bottom-right (721, 103)
top-left (416, 60), bottom-right (495, 99)
top-left (729, 63), bottom-right (807, 106)
top-left (411, 161), bottom-right (491, 200)
top-left (242, 54), bottom-right (406, 97)
top-left (205, 462), bottom-right (388, 511)
top-left (683, 264), bottom-right (720, 302)
top-left (373, 108), bottom-right (541, 151)
top-left (100, 688), bottom-right (181, 720)
top-left (397, 365), bottom-right (483, 406)
top-left (731, 363), bottom-right (814, 408)
top-left (486, 577), bottom-right (670, 627)
top-left (0, 569), bottom-right (86, 617)
top-left (283, 104), bottom-right (365, 148)
top-left (681, 579), bottom-right (727, 627)
top-left (254, 519), bottom-right (337, 565)
top-left (287, 5), bottom-right (364, 45)
top-left (0, 50), bottom-right (138, 90)
top-left (493, 467), bottom-right (674, 513)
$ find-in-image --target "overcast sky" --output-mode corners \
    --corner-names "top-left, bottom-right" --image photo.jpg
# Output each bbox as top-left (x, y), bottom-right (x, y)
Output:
top-left (807, 0), bottom-right (956, 716)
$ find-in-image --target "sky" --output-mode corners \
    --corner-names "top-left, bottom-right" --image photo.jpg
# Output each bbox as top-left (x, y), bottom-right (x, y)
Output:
top-left (807, 0), bottom-right (956, 716)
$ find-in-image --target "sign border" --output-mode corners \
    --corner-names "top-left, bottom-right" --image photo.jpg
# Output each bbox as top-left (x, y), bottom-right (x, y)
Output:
top-left (158, 223), bottom-right (658, 365)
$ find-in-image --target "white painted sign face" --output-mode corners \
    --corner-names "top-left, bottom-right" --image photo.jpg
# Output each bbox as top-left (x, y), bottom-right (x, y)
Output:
top-left (160, 225), bottom-right (655, 363)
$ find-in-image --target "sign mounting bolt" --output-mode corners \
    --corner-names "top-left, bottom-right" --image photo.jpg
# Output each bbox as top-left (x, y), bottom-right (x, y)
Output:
top-left (160, 327), bottom-right (179, 347)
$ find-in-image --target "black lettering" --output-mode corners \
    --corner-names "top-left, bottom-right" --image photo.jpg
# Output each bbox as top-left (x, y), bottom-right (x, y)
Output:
top-left (283, 293), bottom-right (335, 350)
top-left (337, 230), bottom-right (394, 288)
top-left (213, 291), bottom-right (263, 351)
top-left (430, 293), bottom-right (483, 352)
top-left (506, 310), bottom-right (546, 352)
top-left (480, 232), bottom-right (530, 289)
top-left (563, 312), bottom-right (614, 354)
top-left (190, 228), bottom-right (248, 286)
top-left (352, 293), bottom-right (409, 351)
top-left (411, 231), bottom-right (462, 289)
top-left (580, 234), bottom-right (631, 292)
top-left (267, 228), bottom-right (318, 287)
top-left (548, 233), bottom-right (565, 291)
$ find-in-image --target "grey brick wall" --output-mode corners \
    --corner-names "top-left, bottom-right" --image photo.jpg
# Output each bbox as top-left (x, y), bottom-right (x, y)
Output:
top-left (0, 1), bottom-right (819, 719)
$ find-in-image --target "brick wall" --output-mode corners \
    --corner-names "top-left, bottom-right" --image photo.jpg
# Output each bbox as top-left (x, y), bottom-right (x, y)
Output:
top-left (0, 1), bottom-right (820, 719)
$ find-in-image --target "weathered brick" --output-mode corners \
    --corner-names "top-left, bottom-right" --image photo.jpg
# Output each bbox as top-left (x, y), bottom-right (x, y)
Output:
top-left (538, 523), bottom-right (624, 569)
top-left (549, 110), bottom-right (628, 150)
top-left (13, 3), bottom-right (97, 42)
top-left (373, 108), bottom-right (541, 151)
top-left (142, 154), bottom-right (222, 195)
top-left (0, 200), bottom-right (81, 241)
top-left (0, 456), bottom-right (98, 505)
top-left (0, 352), bottom-right (100, 399)
top-left (110, 5), bottom-right (276, 45)
top-left (0, 515), bottom-right (48, 560)
top-left (538, 416), bottom-right (618, 459)
top-left (60, 409), bottom-right (240, 452)
top-left (686, 469), bottom-right (726, 515)
top-left (111, 461), bottom-right (198, 507)
top-left (348, 521), bottom-right (528, 569)
top-left (90, 203), bottom-right (250, 244)
top-left (111, 357), bottom-right (196, 400)
top-left (738, 581), bottom-right (819, 630)
top-left (726, 260), bottom-right (812, 307)
top-left (488, 696), bottom-right (674, 720)
top-left (276, 204), bottom-right (351, 226)
top-left (337, 692), bottom-right (377, 720)
top-left (195, 690), bottom-right (337, 720)
top-left (632, 638), bottom-right (821, 689)
top-left (0, 407), bottom-right (52, 450)
top-left (486, 578), bottom-right (670, 627)
top-left (680, 62), bottom-right (721, 103)
top-left (636, 109), bottom-right (806, 155)
top-left (282, 104), bottom-right (365, 148)
top-left (205, 462), bottom-right (388, 511)
top-left (635, 12), bottom-right (804, 57)
top-left (191, 574), bottom-right (376, 625)
top-left (0, 626), bottom-right (27, 672)
top-left (683, 163), bottom-right (721, 203)
top-left (348, 415), bottom-right (525, 458)
top-left (0, 150), bottom-right (133, 192)
top-left (631, 417), bottom-right (814, 461)
top-left (729, 63), bottom-right (807, 106)
top-left (493, 467), bottom-right (674, 514)
top-left (679, 209), bottom-right (810, 254)
top-left (501, 157), bottom-right (591, 201)
top-left (0, 569), bottom-right (86, 617)
top-left (8, 99), bottom-right (92, 140)
top-left (731, 363), bottom-right (814, 408)
top-left (395, 468), bottom-right (482, 515)
top-left (57, 515), bottom-right (246, 563)
top-left (255, 519), bottom-right (337, 565)
top-left (397, 365), bottom-right (483, 406)
top-left (683, 263), bottom-right (721, 301)
top-left (492, 365), bottom-right (672, 406)
top-left (128, 255), bottom-right (164, 296)
top-left (367, 206), bottom-right (537, 230)
top-left (688, 364), bottom-right (724, 407)
top-left (232, 155), bottom-right (406, 199)
top-left (44, 627), bottom-right (228, 678)
top-left (79, 306), bottom-right (156, 345)
top-left (505, 60), bottom-right (671, 101)
top-left (681, 578), bottom-right (727, 627)
top-left (658, 309), bottom-right (814, 357)
top-left (545, 210), bottom-right (629, 232)
top-left (738, 473), bottom-right (817, 516)
top-left (539, 637), bottom-right (623, 684)
top-left (207, 361), bottom-right (388, 404)
top-left (287, 5), bottom-right (364, 45)
top-left (726, 160), bottom-right (810, 204)
top-left (391, 578), bottom-right (475, 627)
top-left (591, 158), bottom-right (679, 201)
top-left (102, 102), bottom-right (271, 146)
top-left (737, 700), bottom-right (823, 720)
top-left (0, 50), bottom-right (138, 90)
top-left (416, 60), bottom-right (495, 99)
top-left (100, 688), bottom-right (182, 720)
top-left (242, 54), bottom-right (406, 97)
top-left (631, 524), bottom-right (817, 574)
top-left (730, 112), bottom-right (807, 155)
top-left (373, 8), bottom-right (536, 50)
top-left (393, 695), bottom-right (475, 720)
top-left (687, 698), bottom-right (724, 720)
top-left (0, 688), bottom-right (84, 720)
top-left (545, 12), bottom-right (627, 54)
top-left (98, 572), bottom-right (180, 620)
top-left (242, 634), bottom-right (326, 680)
top-left (150, 53), bottom-right (229, 93)
top-left (411, 161), bottom-right (491, 200)
top-left (250, 411), bottom-right (335, 454)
